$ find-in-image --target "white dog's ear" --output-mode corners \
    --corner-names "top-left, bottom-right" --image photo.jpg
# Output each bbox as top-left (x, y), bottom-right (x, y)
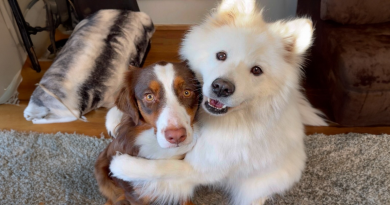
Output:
top-left (271, 18), bottom-right (314, 55)
top-left (218, 0), bottom-right (256, 15)
top-left (210, 0), bottom-right (265, 27)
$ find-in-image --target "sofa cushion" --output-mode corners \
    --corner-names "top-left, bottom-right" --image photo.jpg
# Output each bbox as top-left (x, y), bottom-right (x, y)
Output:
top-left (330, 81), bottom-right (390, 126)
top-left (327, 22), bottom-right (390, 91)
top-left (321, 0), bottom-right (390, 25)
top-left (323, 22), bottom-right (390, 126)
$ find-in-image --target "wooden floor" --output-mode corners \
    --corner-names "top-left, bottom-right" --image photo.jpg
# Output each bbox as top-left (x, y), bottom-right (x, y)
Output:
top-left (0, 28), bottom-right (389, 137)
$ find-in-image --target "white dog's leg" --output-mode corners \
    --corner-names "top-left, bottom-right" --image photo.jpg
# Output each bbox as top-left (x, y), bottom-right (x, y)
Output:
top-left (231, 163), bottom-right (303, 205)
top-left (231, 177), bottom-right (272, 205)
top-left (109, 154), bottom-right (196, 181)
top-left (105, 106), bottom-right (123, 137)
top-left (250, 197), bottom-right (268, 205)
top-left (133, 179), bottom-right (196, 203)
top-left (109, 154), bottom-right (198, 203)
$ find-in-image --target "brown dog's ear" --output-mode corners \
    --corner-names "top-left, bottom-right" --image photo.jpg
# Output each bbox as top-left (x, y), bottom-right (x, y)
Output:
top-left (181, 60), bottom-right (191, 70)
top-left (115, 72), bottom-right (140, 125)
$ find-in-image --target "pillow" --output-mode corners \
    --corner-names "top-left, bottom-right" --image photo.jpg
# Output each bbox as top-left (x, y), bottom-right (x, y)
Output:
top-left (321, 0), bottom-right (390, 25)
top-left (24, 9), bottom-right (155, 124)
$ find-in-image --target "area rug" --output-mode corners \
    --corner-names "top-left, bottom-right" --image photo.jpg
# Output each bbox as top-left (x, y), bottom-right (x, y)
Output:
top-left (0, 130), bottom-right (389, 205)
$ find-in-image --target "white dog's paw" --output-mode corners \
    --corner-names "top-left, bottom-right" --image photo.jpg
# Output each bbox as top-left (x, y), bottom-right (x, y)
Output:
top-left (105, 122), bottom-right (117, 138)
top-left (105, 106), bottom-right (123, 138)
top-left (109, 154), bottom-right (143, 181)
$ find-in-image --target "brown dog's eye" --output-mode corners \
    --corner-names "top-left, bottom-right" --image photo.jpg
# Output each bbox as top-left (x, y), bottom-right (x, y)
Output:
top-left (251, 66), bottom-right (263, 76)
top-left (145, 94), bottom-right (154, 101)
top-left (183, 90), bottom-right (192, 98)
top-left (216, 51), bottom-right (227, 61)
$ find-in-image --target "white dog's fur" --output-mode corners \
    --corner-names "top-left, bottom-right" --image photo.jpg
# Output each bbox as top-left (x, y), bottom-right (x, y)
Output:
top-left (108, 0), bottom-right (327, 204)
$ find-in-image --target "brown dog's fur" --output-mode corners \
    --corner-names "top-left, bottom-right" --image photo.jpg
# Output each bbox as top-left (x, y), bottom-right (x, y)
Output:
top-left (95, 62), bottom-right (199, 205)
top-left (95, 120), bottom-right (150, 205)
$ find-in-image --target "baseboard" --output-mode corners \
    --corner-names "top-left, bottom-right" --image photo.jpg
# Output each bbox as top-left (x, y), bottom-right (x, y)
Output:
top-left (155, 24), bottom-right (193, 30)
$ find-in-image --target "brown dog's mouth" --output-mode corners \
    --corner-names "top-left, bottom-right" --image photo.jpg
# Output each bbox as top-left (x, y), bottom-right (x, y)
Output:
top-left (204, 97), bottom-right (229, 115)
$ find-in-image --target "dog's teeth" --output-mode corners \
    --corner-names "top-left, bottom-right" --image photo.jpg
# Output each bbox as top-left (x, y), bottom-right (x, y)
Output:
top-left (222, 105), bottom-right (227, 108)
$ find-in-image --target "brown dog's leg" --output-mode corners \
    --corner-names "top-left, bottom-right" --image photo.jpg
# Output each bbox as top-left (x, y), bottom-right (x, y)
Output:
top-left (181, 200), bottom-right (195, 205)
top-left (113, 194), bottom-right (131, 205)
top-left (95, 147), bottom-right (128, 204)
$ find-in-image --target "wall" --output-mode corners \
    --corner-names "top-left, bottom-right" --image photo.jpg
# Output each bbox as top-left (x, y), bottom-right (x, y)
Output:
top-left (258, 0), bottom-right (297, 22)
top-left (0, 1), bottom-right (24, 103)
top-left (0, 0), bottom-right (48, 103)
top-left (138, 0), bottom-right (298, 24)
top-left (24, 0), bottom-right (50, 58)
top-left (1, 0), bottom-right (49, 59)
top-left (138, 0), bottom-right (219, 24)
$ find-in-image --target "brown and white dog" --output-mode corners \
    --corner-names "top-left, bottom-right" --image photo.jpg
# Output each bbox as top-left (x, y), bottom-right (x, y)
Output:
top-left (94, 61), bottom-right (201, 205)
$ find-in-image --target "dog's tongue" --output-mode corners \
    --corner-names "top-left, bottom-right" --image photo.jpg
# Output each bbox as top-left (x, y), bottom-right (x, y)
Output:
top-left (210, 99), bottom-right (225, 109)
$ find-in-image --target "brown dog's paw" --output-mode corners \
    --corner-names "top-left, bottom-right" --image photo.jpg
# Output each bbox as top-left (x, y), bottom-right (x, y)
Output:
top-left (104, 199), bottom-right (113, 205)
top-left (112, 195), bottom-right (131, 205)
top-left (113, 200), bottom-right (131, 205)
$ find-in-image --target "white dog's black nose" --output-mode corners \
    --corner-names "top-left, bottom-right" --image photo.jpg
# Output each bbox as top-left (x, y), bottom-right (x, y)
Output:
top-left (212, 78), bottom-right (235, 97)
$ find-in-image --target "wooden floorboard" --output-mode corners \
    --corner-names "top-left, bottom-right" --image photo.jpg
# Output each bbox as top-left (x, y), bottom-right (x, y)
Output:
top-left (1, 28), bottom-right (389, 136)
top-left (305, 126), bottom-right (390, 136)
top-left (0, 102), bottom-right (108, 137)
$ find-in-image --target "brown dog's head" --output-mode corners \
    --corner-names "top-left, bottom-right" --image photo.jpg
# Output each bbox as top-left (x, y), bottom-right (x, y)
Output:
top-left (116, 61), bottom-right (201, 148)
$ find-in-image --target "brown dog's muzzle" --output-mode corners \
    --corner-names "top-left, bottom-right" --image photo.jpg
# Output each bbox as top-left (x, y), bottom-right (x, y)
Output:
top-left (164, 128), bottom-right (187, 145)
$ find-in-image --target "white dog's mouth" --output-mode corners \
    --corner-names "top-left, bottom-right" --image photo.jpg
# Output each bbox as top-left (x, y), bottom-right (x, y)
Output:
top-left (204, 97), bottom-right (229, 115)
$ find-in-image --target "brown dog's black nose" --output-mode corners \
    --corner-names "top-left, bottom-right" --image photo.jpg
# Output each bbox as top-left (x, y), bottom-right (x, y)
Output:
top-left (212, 78), bottom-right (235, 97)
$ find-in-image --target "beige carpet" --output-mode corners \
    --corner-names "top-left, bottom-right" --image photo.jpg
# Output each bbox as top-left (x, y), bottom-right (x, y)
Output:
top-left (0, 130), bottom-right (389, 205)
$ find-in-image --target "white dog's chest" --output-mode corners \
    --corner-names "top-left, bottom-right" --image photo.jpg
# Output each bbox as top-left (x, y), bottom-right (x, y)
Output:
top-left (186, 128), bottom-right (265, 177)
top-left (186, 111), bottom-right (306, 183)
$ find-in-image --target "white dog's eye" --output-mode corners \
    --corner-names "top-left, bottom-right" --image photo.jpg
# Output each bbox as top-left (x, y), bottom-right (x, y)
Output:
top-left (251, 66), bottom-right (263, 76)
top-left (216, 51), bottom-right (227, 61)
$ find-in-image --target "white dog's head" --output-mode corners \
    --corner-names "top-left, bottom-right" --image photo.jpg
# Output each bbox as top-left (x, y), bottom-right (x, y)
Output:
top-left (180, 0), bottom-right (313, 116)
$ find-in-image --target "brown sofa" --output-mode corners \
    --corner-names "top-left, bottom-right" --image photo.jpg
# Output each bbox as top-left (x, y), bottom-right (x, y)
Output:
top-left (299, 0), bottom-right (390, 126)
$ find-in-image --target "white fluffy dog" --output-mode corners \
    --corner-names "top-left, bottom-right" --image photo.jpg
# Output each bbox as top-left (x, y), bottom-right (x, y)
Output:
top-left (109, 0), bottom-right (327, 204)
